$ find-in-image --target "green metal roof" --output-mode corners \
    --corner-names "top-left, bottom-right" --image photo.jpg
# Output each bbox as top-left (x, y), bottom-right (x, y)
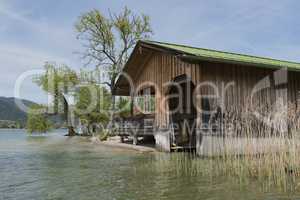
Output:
top-left (142, 40), bottom-right (300, 71)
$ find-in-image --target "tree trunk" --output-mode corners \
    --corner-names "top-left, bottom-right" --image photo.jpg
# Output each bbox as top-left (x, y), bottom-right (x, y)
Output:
top-left (62, 95), bottom-right (77, 136)
top-left (130, 95), bottom-right (134, 117)
top-left (111, 94), bottom-right (116, 119)
top-left (68, 126), bottom-right (76, 136)
top-left (109, 85), bottom-right (116, 126)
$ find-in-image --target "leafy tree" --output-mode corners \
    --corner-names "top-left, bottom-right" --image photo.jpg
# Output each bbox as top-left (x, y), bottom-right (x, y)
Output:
top-left (26, 105), bottom-right (52, 134)
top-left (75, 7), bottom-right (153, 119)
top-left (116, 97), bottom-right (131, 118)
top-left (74, 82), bottom-right (111, 134)
top-left (34, 62), bottom-right (79, 136)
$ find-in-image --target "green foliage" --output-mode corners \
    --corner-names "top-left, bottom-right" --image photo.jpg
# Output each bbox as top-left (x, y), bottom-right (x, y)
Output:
top-left (33, 62), bottom-right (79, 115)
top-left (34, 62), bottom-right (78, 94)
top-left (33, 6), bottom-right (153, 133)
top-left (74, 83), bottom-right (111, 126)
top-left (117, 97), bottom-right (131, 118)
top-left (99, 129), bottom-right (109, 141)
top-left (33, 63), bottom-right (113, 135)
top-left (75, 6), bottom-right (153, 92)
top-left (26, 105), bottom-right (52, 134)
top-left (0, 120), bottom-right (20, 129)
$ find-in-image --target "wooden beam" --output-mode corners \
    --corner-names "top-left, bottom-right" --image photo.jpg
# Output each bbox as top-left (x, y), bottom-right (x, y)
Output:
top-left (132, 51), bottom-right (154, 82)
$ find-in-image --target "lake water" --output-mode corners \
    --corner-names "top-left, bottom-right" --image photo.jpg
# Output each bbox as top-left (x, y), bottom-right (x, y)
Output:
top-left (0, 129), bottom-right (299, 200)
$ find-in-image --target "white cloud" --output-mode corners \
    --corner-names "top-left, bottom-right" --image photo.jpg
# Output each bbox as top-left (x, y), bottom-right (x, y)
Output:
top-left (0, 44), bottom-right (75, 69)
top-left (0, 1), bottom-right (81, 57)
top-left (0, 1), bottom-right (82, 102)
top-left (0, 1), bottom-right (30, 23)
top-left (0, 43), bottom-right (77, 101)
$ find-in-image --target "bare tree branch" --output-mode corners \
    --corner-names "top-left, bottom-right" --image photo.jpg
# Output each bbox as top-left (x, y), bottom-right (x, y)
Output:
top-left (75, 7), bottom-right (153, 116)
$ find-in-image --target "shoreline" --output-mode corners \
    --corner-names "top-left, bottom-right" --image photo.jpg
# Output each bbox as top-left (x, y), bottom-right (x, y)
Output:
top-left (89, 137), bottom-right (157, 153)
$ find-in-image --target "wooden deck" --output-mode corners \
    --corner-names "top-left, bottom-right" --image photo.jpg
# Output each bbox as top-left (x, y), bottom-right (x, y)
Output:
top-left (113, 113), bottom-right (156, 146)
top-left (114, 114), bottom-right (155, 136)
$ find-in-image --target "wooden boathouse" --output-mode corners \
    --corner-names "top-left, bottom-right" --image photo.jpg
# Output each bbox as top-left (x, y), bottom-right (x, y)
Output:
top-left (113, 40), bottom-right (300, 155)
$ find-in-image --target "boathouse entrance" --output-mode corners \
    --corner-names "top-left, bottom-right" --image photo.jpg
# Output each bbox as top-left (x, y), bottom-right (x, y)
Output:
top-left (168, 75), bottom-right (197, 151)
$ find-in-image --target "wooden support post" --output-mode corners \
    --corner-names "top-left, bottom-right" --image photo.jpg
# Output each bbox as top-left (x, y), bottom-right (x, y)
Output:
top-left (130, 89), bottom-right (136, 117)
top-left (133, 135), bottom-right (138, 145)
top-left (130, 96), bottom-right (134, 116)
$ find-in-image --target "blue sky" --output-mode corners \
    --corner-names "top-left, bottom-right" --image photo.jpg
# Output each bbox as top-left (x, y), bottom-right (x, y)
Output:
top-left (0, 0), bottom-right (300, 103)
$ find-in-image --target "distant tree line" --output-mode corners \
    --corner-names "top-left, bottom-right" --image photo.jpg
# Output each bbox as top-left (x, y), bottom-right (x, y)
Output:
top-left (0, 120), bottom-right (22, 129)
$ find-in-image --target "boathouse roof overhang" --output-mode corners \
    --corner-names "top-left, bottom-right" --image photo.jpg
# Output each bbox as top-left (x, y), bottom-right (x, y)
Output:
top-left (114, 40), bottom-right (300, 96)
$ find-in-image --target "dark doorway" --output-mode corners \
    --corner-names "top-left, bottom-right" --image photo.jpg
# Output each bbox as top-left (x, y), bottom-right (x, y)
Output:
top-left (168, 75), bottom-right (197, 150)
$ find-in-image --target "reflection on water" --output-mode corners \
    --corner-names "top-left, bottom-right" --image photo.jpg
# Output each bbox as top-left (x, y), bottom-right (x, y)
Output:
top-left (0, 129), bottom-right (299, 200)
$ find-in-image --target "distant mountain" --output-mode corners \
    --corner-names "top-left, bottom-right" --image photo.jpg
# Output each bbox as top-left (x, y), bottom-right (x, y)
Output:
top-left (0, 97), bottom-right (37, 126)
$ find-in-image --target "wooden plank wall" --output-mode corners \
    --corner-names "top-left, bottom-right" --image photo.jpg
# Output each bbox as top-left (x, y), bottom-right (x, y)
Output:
top-left (133, 51), bottom-right (300, 129)
top-left (200, 62), bottom-right (273, 111)
top-left (200, 62), bottom-right (300, 112)
top-left (288, 71), bottom-right (300, 105)
top-left (134, 52), bottom-right (201, 128)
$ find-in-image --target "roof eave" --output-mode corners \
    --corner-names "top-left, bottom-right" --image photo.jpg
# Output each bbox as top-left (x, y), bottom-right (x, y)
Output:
top-left (179, 54), bottom-right (300, 72)
top-left (142, 40), bottom-right (300, 72)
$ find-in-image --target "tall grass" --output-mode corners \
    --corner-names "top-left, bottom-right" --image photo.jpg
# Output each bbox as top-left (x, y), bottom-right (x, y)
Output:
top-left (219, 101), bottom-right (300, 191)
top-left (152, 101), bottom-right (300, 191)
top-left (150, 151), bottom-right (300, 192)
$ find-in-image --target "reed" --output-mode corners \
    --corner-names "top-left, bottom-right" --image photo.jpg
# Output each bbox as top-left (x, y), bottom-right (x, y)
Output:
top-left (152, 101), bottom-right (300, 191)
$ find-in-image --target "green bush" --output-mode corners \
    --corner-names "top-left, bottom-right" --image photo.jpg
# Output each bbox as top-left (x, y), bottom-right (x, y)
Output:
top-left (26, 105), bottom-right (52, 134)
top-left (99, 129), bottom-right (109, 141)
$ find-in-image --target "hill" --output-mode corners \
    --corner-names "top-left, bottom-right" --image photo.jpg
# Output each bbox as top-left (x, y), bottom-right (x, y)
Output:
top-left (0, 97), bottom-right (37, 127)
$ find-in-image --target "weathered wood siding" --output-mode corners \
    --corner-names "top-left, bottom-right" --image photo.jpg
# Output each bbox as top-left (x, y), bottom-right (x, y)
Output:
top-left (134, 52), bottom-right (300, 129)
top-left (199, 62), bottom-right (300, 111)
top-left (134, 52), bottom-right (201, 128)
top-left (132, 49), bottom-right (300, 153)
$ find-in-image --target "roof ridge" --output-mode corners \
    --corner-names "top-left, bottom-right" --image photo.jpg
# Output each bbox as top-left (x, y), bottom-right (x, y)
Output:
top-left (142, 40), bottom-right (300, 65)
